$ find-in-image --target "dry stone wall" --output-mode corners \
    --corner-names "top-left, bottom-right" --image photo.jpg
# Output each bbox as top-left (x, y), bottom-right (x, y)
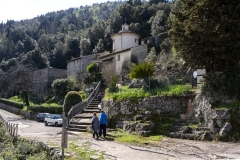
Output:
top-left (102, 95), bottom-right (190, 119)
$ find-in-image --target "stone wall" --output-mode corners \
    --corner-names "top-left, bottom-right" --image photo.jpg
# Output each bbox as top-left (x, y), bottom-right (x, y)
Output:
top-left (32, 68), bottom-right (67, 100)
top-left (102, 95), bottom-right (194, 119)
top-left (192, 94), bottom-right (233, 138)
top-left (0, 103), bottom-right (37, 120)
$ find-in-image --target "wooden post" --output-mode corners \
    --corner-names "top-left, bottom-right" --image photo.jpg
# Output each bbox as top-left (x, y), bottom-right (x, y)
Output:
top-left (61, 112), bottom-right (66, 160)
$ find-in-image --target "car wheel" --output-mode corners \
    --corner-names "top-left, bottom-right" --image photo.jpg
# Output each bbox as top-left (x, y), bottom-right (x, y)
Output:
top-left (37, 118), bottom-right (40, 122)
top-left (55, 122), bottom-right (59, 127)
top-left (45, 121), bottom-right (48, 126)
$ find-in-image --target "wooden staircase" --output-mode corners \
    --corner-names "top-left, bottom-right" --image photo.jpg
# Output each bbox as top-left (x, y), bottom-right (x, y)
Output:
top-left (68, 83), bottom-right (107, 132)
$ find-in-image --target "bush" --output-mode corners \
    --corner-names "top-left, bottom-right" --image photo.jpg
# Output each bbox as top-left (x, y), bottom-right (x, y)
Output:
top-left (63, 91), bottom-right (82, 115)
top-left (202, 72), bottom-right (240, 100)
top-left (52, 78), bottom-right (80, 100)
top-left (0, 98), bottom-right (24, 109)
top-left (28, 105), bottom-right (63, 114)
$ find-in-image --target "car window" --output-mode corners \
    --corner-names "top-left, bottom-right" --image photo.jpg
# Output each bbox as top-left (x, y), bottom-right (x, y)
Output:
top-left (55, 115), bottom-right (62, 119)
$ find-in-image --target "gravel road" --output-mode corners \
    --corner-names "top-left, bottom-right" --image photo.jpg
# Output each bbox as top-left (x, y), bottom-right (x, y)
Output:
top-left (1, 109), bottom-right (240, 160)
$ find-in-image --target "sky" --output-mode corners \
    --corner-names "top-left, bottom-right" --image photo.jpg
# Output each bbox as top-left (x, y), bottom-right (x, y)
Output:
top-left (0, 0), bottom-right (118, 23)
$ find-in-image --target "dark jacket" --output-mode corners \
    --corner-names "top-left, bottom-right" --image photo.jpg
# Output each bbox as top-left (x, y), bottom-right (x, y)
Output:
top-left (92, 116), bottom-right (100, 130)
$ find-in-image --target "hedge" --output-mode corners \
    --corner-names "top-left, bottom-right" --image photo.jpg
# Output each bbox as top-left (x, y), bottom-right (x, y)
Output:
top-left (0, 98), bottom-right (24, 109)
top-left (28, 105), bottom-right (63, 114)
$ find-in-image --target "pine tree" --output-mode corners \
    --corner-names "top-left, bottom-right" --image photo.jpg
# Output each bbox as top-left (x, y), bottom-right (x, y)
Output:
top-left (170, 0), bottom-right (240, 72)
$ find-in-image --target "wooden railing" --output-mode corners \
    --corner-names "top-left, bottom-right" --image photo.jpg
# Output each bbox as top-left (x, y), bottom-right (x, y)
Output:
top-left (67, 80), bottom-right (102, 120)
top-left (0, 114), bottom-right (18, 137)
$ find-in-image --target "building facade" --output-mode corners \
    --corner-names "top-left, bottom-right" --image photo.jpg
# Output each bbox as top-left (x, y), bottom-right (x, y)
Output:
top-left (98, 23), bottom-right (148, 78)
top-left (67, 54), bottom-right (98, 78)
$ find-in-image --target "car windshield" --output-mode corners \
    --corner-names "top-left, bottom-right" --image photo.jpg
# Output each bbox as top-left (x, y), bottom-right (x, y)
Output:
top-left (54, 115), bottom-right (62, 119)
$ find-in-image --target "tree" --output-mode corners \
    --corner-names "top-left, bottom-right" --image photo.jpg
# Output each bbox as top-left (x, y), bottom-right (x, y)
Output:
top-left (79, 38), bottom-right (91, 55)
top-left (129, 62), bottom-right (156, 79)
top-left (87, 62), bottom-right (102, 82)
top-left (9, 64), bottom-right (34, 107)
top-left (169, 0), bottom-right (240, 72)
top-left (52, 78), bottom-right (79, 101)
top-left (129, 62), bottom-right (156, 90)
top-left (20, 49), bottom-right (49, 69)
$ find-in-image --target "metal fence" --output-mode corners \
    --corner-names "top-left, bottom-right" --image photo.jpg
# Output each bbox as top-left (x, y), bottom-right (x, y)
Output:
top-left (67, 80), bottom-right (102, 120)
top-left (0, 114), bottom-right (18, 137)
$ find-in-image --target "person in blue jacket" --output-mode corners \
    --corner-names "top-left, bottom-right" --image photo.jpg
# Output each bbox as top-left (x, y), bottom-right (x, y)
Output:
top-left (99, 110), bottom-right (108, 138)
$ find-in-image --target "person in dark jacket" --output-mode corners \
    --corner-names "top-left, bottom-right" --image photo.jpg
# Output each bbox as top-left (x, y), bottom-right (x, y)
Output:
top-left (97, 94), bottom-right (102, 104)
top-left (91, 112), bottom-right (99, 139)
top-left (99, 111), bottom-right (108, 138)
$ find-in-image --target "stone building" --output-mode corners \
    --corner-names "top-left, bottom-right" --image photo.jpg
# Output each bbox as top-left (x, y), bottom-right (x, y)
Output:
top-left (98, 23), bottom-right (148, 79)
top-left (32, 68), bottom-right (67, 100)
top-left (67, 54), bottom-right (98, 78)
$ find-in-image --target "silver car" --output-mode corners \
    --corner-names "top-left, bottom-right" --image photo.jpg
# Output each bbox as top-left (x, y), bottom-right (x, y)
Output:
top-left (44, 114), bottom-right (62, 127)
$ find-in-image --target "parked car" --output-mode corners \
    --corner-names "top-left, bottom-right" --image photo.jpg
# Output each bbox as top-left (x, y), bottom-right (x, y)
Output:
top-left (44, 114), bottom-right (62, 127)
top-left (36, 113), bottom-right (50, 122)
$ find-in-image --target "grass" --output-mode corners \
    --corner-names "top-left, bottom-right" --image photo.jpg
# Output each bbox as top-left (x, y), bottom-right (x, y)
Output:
top-left (65, 142), bottom-right (106, 160)
top-left (108, 129), bottom-right (163, 145)
top-left (9, 95), bottom-right (23, 102)
top-left (188, 123), bottom-right (199, 129)
top-left (104, 84), bottom-right (192, 100)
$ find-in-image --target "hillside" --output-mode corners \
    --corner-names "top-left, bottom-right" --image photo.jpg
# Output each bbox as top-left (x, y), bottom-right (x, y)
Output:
top-left (0, 0), bottom-right (172, 70)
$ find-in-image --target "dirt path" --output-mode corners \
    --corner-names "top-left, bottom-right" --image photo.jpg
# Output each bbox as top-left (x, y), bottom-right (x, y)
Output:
top-left (1, 109), bottom-right (240, 160)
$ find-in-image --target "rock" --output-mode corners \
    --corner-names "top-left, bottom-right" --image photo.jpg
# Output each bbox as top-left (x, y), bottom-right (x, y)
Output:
top-left (219, 122), bottom-right (232, 138)
top-left (134, 115), bottom-right (143, 121)
top-left (128, 79), bottom-right (147, 89)
top-left (135, 122), bottom-right (155, 136)
top-left (123, 121), bottom-right (137, 133)
top-left (211, 109), bottom-right (230, 119)
top-left (90, 155), bottom-right (100, 160)
top-left (145, 111), bottom-right (151, 115)
top-left (116, 121), bottom-right (124, 128)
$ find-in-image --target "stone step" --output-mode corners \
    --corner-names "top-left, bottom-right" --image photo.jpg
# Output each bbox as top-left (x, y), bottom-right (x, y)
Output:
top-left (87, 107), bottom-right (100, 110)
top-left (83, 109), bottom-right (100, 113)
top-left (168, 132), bottom-right (197, 140)
top-left (67, 83), bottom-right (107, 133)
top-left (67, 128), bottom-right (87, 132)
top-left (74, 113), bottom-right (93, 119)
top-left (68, 124), bottom-right (89, 129)
top-left (70, 119), bottom-right (91, 125)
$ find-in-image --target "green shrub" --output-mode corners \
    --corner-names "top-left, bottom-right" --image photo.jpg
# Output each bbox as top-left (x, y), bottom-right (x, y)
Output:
top-left (202, 72), bottom-right (240, 100)
top-left (63, 91), bottom-right (82, 115)
top-left (28, 105), bottom-right (63, 114)
top-left (0, 98), bottom-right (24, 109)
top-left (94, 72), bottom-right (102, 82)
top-left (52, 78), bottom-right (80, 100)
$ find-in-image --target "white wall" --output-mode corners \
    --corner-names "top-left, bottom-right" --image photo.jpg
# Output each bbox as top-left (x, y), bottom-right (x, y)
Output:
top-left (112, 33), bottom-right (140, 52)
top-left (115, 50), bottom-right (131, 75)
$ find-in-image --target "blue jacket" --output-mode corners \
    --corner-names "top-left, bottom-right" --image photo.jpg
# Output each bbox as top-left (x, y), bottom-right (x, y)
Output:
top-left (99, 111), bottom-right (108, 124)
